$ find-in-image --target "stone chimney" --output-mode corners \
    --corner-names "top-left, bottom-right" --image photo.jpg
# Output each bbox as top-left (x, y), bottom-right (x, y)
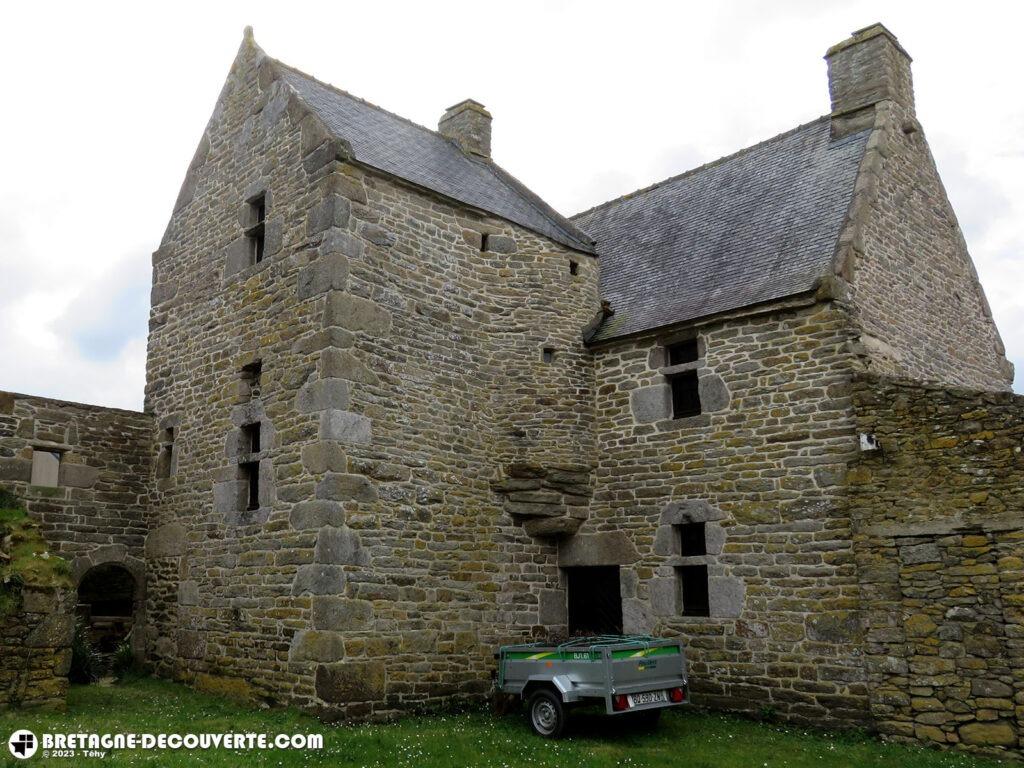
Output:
top-left (439, 99), bottom-right (492, 158)
top-left (825, 23), bottom-right (914, 138)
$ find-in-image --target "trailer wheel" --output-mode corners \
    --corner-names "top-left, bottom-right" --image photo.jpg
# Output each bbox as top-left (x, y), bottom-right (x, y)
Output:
top-left (632, 708), bottom-right (662, 729)
top-left (527, 688), bottom-right (566, 738)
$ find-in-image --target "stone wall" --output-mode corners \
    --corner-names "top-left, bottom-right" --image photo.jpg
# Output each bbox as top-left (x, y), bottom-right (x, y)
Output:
top-left (851, 374), bottom-right (1024, 758)
top-left (0, 587), bottom-right (75, 711)
top-left (584, 298), bottom-right (871, 726)
top-left (0, 392), bottom-right (152, 580)
top-left (144, 34), bottom-right (600, 717)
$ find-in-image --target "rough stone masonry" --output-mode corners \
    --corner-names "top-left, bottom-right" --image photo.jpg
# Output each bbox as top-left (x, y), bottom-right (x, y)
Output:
top-left (2, 21), bottom-right (1021, 760)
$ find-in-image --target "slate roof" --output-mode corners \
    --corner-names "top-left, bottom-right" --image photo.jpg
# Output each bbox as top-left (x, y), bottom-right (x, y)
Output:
top-left (572, 117), bottom-right (870, 342)
top-left (274, 62), bottom-right (595, 254)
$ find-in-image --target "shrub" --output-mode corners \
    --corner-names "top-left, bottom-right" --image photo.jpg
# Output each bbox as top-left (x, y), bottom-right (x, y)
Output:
top-left (69, 617), bottom-right (101, 684)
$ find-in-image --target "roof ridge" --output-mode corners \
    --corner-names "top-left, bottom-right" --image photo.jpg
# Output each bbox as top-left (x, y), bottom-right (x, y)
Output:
top-left (570, 115), bottom-right (834, 221)
top-left (271, 56), bottom-right (595, 253)
top-left (271, 58), bottom-right (450, 146)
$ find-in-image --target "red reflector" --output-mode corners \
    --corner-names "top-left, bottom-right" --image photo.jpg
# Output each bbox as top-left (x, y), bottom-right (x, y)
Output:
top-left (612, 694), bottom-right (629, 711)
top-left (669, 687), bottom-right (685, 703)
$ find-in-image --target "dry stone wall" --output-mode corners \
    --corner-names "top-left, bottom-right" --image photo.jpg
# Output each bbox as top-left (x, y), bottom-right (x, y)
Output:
top-left (144, 35), bottom-right (600, 717)
top-left (850, 374), bottom-right (1024, 759)
top-left (586, 299), bottom-right (871, 726)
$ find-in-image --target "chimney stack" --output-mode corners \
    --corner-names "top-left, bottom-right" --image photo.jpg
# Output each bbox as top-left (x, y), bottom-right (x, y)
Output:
top-left (825, 23), bottom-right (914, 138)
top-left (439, 99), bottom-right (492, 158)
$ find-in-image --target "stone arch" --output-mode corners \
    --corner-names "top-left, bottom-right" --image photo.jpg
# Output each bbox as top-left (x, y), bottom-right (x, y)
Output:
top-left (72, 548), bottom-right (146, 661)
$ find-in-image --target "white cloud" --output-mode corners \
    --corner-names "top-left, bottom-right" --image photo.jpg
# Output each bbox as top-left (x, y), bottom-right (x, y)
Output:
top-left (0, 0), bottom-right (1021, 401)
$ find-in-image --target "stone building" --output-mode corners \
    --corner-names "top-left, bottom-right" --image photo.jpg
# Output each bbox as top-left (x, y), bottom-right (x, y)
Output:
top-left (2, 21), bottom-right (1021, 757)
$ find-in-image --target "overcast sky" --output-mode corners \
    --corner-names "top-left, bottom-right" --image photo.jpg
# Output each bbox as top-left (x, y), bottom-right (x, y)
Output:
top-left (1, 1), bottom-right (1021, 409)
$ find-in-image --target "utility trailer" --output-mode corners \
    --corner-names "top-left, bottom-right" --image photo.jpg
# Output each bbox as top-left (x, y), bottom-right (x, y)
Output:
top-left (496, 635), bottom-right (689, 737)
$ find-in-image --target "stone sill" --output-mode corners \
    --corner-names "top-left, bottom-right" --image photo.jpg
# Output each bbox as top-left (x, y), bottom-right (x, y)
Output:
top-left (657, 414), bottom-right (711, 431)
top-left (659, 361), bottom-right (701, 376)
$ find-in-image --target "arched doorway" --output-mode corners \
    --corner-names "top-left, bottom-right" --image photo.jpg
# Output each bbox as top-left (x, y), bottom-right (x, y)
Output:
top-left (77, 563), bottom-right (137, 654)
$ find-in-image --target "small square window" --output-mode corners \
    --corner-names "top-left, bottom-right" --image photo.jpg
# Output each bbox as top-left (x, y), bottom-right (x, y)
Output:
top-left (679, 565), bottom-right (710, 617)
top-left (241, 360), bottom-right (263, 399)
top-left (30, 449), bottom-right (61, 487)
top-left (569, 261), bottom-right (579, 276)
top-left (666, 338), bottom-right (699, 366)
top-left (245, 194), bottom-right (266, 265)
top-left (241, 461), bottom-right (260, 511)
top-left (242, 422), bottom-right (261, 454)
top-left (678, 522), bottom-right (706, 556)
top-left (542, 347), bottom-right (556, 364)
top-left (670, 369), bottom-right (701, 419)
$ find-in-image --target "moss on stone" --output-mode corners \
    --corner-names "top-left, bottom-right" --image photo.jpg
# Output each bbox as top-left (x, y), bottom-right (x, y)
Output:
top-left (0, 487), bottom-right (72, 618)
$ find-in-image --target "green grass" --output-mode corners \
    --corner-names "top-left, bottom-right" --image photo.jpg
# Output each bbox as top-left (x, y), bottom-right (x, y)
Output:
top-left (0, 678), bottom-right (1010, 767)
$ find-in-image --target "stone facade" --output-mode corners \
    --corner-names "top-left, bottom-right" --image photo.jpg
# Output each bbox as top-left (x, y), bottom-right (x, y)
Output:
top-left (142, 35), bottom-right (599, 717)
top-left (584, 298), bottom-right (870, 726)
top-left (3, 20), bottom-right (1022, 760)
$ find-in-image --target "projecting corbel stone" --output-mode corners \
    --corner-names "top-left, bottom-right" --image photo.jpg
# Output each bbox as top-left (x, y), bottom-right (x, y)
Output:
top-left (523, 517), bottom-right (583, 539)
top-left (558, 531), bottom-right (639, 567)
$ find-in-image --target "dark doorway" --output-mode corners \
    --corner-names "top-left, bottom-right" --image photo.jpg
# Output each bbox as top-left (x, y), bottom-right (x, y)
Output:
top-left (77, 563), bottom-right (136, 653)
top-left (566, 566), bottom-right (623, 636)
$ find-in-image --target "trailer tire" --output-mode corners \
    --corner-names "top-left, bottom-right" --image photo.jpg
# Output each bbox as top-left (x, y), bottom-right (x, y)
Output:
top-left (632, 708), bottom-right (662, 729)
top-left (527, 688), bottom-right (566, 738)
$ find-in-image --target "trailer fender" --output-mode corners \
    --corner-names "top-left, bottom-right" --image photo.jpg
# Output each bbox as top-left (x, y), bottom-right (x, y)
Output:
top-left (523, 674), bottom-right (576, 703)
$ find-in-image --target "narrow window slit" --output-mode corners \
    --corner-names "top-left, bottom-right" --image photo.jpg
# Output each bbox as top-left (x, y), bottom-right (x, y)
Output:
top-left (670, 369), bottom-right (701, 418)
top-left (241, 461), bottom-right (260, 511)
top-left (243, 422), bottom-right (261, 454)
top-left (679, 564), bottom-right (710, 617)
top-left (245, 193), bottom-right (267, 265)
top-left (241, 360), bottom-right (263, 399)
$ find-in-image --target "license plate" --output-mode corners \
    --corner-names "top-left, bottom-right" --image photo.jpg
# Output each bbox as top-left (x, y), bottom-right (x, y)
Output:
top-left (627, 690), bottom-right (667, 707)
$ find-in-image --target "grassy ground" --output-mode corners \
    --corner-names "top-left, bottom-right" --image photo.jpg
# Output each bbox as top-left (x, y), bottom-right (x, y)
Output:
top-left (0, 677), bottom-right (1010, 767)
